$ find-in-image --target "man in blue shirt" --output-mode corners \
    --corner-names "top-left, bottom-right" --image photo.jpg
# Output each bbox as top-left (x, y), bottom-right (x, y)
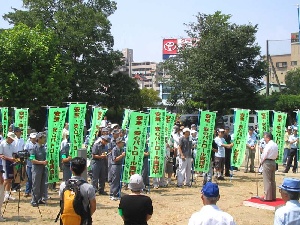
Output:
top-left (274, 177), bottom-right (300, 225)
top-left (245, 126), bottom-right (257, 173)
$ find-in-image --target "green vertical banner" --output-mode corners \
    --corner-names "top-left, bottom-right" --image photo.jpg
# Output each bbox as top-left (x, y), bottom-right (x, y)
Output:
top-left (195, 111), bottom-right (216, 172)
top-left (69, 103), bottom-right (87, 158)
top-left (272, 112), bottom-right (287, 163)
top-left (87, 107), bottom-right (107, 156)
top-left (257, 110), bottom-right (270, 139)
top-left (47, 108), bottom-right (67, 183)
top-left (1, 107), bottom-right (9, 136)
top-left (231, 109), bottom-right (250, 167)
top-left (149, 109), bottom-right (166, 178)
top-left (121, 109), bottom-right (131, 130)
top-left (14, 108), bottom-right (29, 139)
top-left (122, 112), bottom-right (149, 183)
top-left (165, 113), bottom-right (176, 139)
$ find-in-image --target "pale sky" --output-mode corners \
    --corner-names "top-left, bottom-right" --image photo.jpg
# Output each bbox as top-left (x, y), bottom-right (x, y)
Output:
top-left (1, 0), bottom-right (299, 62)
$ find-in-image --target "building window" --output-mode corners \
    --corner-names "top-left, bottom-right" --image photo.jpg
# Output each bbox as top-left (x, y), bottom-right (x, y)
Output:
top-left (276, 62), bottom-right (287, 68)
top-left (162, 94), bottom-right (170, 100)
top-left (291, 61), bottom-right (297, 66)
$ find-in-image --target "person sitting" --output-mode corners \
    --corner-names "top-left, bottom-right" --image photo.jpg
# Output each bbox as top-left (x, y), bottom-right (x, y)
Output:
top-left (118, 174), bottom-right (153, 225)
top-left (274, 177), bottom-right (300, 225)
top-left (188, 182), bottom-right (236, 225)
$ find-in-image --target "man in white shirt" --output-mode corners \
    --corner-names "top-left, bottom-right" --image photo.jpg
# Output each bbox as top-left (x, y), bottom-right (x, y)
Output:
top-left (188, 182), bottom-right (236, 225)
top-left (260, 132), bottom-right (278, 201)
top-left (283, 128), bottom-right (298, 174)
top-left (274, 177), bottom-right (300, 225)
top-left (0, 132), bottom-right (18, 202)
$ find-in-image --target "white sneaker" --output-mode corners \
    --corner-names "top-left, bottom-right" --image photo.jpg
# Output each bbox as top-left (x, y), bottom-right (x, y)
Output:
top-left (8, 196), bottom-right (15, 200)
top-left (0, 217), bottom-right (6, 222)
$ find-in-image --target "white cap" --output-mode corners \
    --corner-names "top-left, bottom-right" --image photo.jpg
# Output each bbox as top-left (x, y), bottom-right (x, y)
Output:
top-left (294, 127), bottom-right (298, 131)
top-left (128, 174), bottom-right (144, 191)
top-left (288, 126), bottom-right (292, 130)
top-left (183, 128), bottom-right (190, 133)
top-left (29, 133), bottom-right (37, 139)
top-left (7, 132), bottom-right (17, 141)
top-left (191, 130), bottom-right (197, 134)
top-left (218, 128), bottom-right (225, 132)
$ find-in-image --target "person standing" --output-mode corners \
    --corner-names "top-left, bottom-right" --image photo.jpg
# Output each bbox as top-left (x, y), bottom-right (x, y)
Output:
top-left (59, 157), bottom-right (96, 224)
top-left (61, 138), bottom-right (72, 181)
top-left (245, 126), bottom-right (257, 173)
top-left (108, 130), bottom-right (119, 184)
top-left (118, 174), bottom-right (153, 225)
top-left (110, 137), bottom-right (125, 200)
top-left (274, 177), bottom-right (300, 225)
top-left (283, 128), bottom-right (298, 174)
top-left (214, 129), bottom-right (233, 180)
top-left (24, 132), bottom-right (37, 197)
top-left (188, 182), bottom-right (236, 225)
top-left (260, 132), bottom-right (278, 201)
top-left (12, 127), bottom-right (25, 191)
top-left (30, 132), bottom-right (48, 207)
top-left (223, 127), bottom-right (232, 177)
top-left (0, 162), bottom-right (5, 222)
top-left (283, 126), bottom-right (292, 167)
top-left (62, 123), bottom-right (69, 140)
top-left (177, 128), bottom-right (193, 187)
top-left (0, 132), bottom-right (18, 202)
top-left (91, 135), bottom-right (109, 195)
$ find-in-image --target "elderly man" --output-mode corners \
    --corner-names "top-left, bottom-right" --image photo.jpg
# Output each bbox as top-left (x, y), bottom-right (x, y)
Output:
top-left (274, 178), bottom-right (300, 224)
top-left (260, 132), bottom-right (278, 201)
top-left (176, 128), bottom-right (193, 187)
top-left (188, 182), bottom-right (236, 225)
top-left (0, 132), bottom-right (18, 202)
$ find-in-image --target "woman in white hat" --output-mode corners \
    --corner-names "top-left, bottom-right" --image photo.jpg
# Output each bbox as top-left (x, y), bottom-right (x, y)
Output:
top-left (118, 174), bottom-right (153, 225)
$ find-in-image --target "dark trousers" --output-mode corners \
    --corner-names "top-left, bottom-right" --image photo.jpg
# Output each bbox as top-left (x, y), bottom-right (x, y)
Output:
top-left (224, 148), bottom-right (232, 176)
top-left (285, 148), bottom-right (298, 172)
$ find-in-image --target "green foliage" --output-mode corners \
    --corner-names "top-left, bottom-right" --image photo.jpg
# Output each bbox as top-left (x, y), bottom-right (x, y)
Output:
top-left (139, 88), bottom-right (161, 109)
top-left (4, 0), bottom-right (122, 104)
top-left (0, 23), bottom-right (69, 111)
top-left (285, 68), bottom-right (300, 95)
top-left (102, 72), bottom-right (141, 111)
top-left (164, 11), bottom-right (266, 112)
top-left (275, 95), bottom-right (300, 111)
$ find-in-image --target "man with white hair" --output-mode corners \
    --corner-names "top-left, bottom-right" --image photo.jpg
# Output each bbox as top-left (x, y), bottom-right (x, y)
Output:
top-left (177, 128), bottom-right (193, 187)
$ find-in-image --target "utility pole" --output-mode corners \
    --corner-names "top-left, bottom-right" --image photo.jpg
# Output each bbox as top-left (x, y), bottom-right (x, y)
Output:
top-left (266, 40), bottom-right (269, 96)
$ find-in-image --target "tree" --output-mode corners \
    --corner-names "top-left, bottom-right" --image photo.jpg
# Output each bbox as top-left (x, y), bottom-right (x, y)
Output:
top-left (285, 68), bottom-right (300, 95)
top-left (4, 0), bottom-right (122, 104)
top-left (0, 24), bottom-right (69, 129)
top-left (164, 11), bottom-right (266, 112)
top-left (139, 88), bottom-right (161, 109)
top-left (0, 24), bottom-right (69, 110)
top-left (103, 72), bottom-right (141, 113)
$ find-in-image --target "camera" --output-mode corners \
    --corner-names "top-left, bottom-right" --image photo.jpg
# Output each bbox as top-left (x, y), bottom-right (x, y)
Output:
top-left (14, 150), bottom-right (30, 161)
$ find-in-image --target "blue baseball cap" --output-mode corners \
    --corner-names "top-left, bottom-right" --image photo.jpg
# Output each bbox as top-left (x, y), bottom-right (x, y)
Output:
top-left (201, 182), bottom-right (219, 197)
top-left (279, 178), bottom-right (300, 192)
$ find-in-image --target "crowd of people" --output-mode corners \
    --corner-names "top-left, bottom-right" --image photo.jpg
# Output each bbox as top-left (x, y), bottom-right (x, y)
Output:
top-left (0, 117), bottom-right (298, 224)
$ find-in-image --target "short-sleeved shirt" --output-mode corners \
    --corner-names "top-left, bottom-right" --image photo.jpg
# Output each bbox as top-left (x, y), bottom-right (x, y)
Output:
top-left (30, 143), bottom-right (47, 162)
top-left (59, 176), bottom-right (96, 212)
top-left (247, 133), bottom-right (257, 147)
top-left (14, 138), bottom-right (25, 152)
top-left (91, 141), bottom-right (106, 162)
top-left (274, 200), bottom-right (300, 225)
top-left (289, 134), bottom-right (298, 149)
top-left (188, 205), bottom-right (236, 225)
top-left (119, 194), bottom-right (153, 225)
top-left (179, 136), bottom-right (192, 158)
top-left (111, 146), bottom-right (122, 165)
top-left (61, 144), bottom-right (71, 166)
top-left (284, 132), bottom-right (291, 149)
top-left (24, 140), bottom-right (36, 167)
top-left (214, 136), bottom-right (226, 158)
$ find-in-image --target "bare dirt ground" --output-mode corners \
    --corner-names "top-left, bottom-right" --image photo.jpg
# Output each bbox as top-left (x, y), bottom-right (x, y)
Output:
top-left (2, 164), bottom-right (299, 225)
